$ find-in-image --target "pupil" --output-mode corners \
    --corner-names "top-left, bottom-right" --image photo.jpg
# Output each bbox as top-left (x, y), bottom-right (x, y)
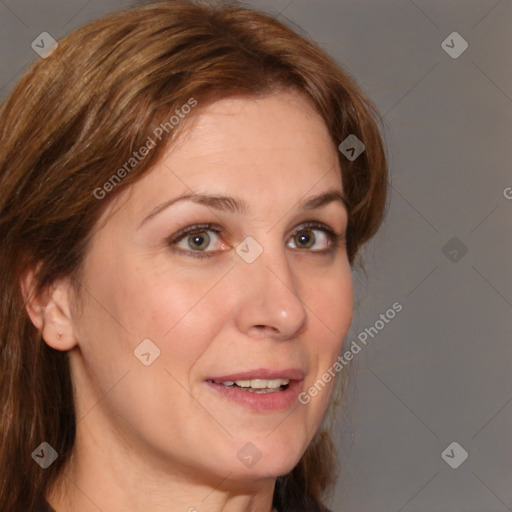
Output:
top-left (188, 231), bottom-right (210, 250)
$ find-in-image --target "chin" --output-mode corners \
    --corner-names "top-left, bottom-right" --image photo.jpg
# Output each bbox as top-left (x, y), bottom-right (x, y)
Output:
top-left (224, 435), bottom-right (307, 481)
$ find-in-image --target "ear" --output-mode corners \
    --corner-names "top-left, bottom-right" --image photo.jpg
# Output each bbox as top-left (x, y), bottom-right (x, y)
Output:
top-left (20, 267), bottom-right (78, 351)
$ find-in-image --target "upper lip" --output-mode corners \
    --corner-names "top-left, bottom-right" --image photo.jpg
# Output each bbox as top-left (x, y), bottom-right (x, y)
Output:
top-left (207, 368), bottom-right (305, 382)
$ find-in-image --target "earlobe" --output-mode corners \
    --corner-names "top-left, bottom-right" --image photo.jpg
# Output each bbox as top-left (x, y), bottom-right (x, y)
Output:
top-left (40, 299), bottom-right (77, 351)
top-left (20, 269), bottom-right (78, 351)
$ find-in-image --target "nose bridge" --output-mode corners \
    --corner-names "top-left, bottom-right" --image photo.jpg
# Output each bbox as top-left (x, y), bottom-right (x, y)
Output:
top-left (233, 235), bottom-right (307, 339)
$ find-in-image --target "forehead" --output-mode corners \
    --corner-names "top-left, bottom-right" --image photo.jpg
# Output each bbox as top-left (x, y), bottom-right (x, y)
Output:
top-left (173, 90), bottom-right (335, 158)
top-left (104, 89), bottom-right (343, 224)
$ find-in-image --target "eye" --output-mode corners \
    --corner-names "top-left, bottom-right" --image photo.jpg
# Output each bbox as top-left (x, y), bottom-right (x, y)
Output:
top-left (167, 223), bottom-right (227, 258)
top-left (166, 221), bottom-right (344, 259)
top-left (286, 223), bottom-right (343, 252)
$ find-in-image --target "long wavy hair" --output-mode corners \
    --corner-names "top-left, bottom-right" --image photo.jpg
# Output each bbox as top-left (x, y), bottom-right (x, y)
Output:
top-left (0, 1), bottom-right (387, 510)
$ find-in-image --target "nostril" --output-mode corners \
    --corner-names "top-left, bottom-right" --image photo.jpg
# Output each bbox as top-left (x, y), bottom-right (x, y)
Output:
top-left (254, 325), bottom-right (279, 333)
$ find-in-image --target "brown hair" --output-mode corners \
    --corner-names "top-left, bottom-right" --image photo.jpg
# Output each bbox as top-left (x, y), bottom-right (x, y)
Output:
top-left (0, 1), bottom-right (387, 510)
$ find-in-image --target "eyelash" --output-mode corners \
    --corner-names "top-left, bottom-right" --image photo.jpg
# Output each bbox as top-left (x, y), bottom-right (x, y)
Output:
top-left (165, 222), bottom-right (345, 260)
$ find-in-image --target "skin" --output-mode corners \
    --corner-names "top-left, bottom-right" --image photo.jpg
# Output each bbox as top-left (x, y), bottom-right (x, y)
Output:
top-left (25, 89), bottom-right (353, 512)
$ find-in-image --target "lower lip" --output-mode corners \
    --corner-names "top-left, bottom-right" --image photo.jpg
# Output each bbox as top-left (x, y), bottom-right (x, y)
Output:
top-left (205, 379), bottom-right (303, 412)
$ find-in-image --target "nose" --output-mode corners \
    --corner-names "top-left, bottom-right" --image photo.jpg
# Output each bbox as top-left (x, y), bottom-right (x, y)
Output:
top-left (232, 242), bottom-right (308, 341)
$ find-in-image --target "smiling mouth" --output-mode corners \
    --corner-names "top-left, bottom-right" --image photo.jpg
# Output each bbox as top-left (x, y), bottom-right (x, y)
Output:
top-left (206, 378), bottom-right (290, 394)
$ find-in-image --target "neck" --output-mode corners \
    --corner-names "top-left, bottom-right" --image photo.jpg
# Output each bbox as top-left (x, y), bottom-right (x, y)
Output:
top-left (47, 425), bottom-right (278, 512)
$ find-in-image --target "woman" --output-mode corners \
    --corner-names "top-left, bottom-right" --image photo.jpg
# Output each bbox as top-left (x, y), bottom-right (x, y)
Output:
top-left (0, 1), bottom-right (387, 511)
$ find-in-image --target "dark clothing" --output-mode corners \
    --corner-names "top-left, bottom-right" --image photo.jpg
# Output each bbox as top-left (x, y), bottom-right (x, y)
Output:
top-left (0, 503), bottom-right (55, 512)
top-left (36, 502), bottom-right (55, 512)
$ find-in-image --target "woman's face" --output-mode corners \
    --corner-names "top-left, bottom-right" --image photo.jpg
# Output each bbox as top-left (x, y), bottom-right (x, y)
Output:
top-left (67, 89), bottom-right (353, 486)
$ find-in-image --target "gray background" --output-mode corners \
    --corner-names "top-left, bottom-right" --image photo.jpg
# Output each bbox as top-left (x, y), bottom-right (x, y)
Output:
top-left (1, 0), bottom-right (511, 510)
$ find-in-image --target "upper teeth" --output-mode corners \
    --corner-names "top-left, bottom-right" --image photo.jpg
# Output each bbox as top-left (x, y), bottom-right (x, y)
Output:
top-left (218, 378), bottom-right (290, 389)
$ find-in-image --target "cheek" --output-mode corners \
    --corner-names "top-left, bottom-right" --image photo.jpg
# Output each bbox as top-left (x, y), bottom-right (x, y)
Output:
top-left (115, 264), bottom-right (232, 370)
top-left (70, 259), bottom-right (235, 450)
top-left (300, 264), bottom-right (353, 412)
top-left (307, 263), bottom-right (353, 350)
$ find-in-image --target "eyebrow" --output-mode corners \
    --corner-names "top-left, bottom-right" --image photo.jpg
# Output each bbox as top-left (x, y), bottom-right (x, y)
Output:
top-left (139, 188), bottom-right (349, 228)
